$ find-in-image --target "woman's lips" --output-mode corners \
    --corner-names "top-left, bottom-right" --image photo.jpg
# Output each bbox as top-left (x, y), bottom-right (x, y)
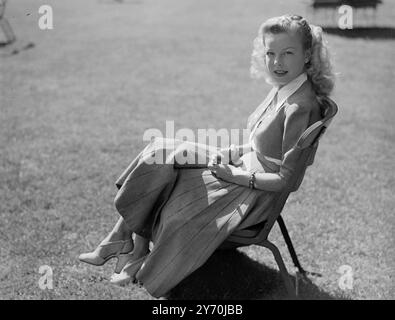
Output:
top-left (273, 70), bottom-right (288, 77)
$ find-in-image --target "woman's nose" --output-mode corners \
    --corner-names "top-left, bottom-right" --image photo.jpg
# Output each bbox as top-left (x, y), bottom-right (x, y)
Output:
top-left (274, 56), bottom-right (283, 66)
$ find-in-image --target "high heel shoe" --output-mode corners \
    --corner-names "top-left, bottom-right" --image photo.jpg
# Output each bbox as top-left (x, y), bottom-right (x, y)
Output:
top-left (110, 252), bottom-right (149, 286)
top-left (114, 251), bottom-right (137, 274)
top-left (78, 239), bottom-right (133, 268)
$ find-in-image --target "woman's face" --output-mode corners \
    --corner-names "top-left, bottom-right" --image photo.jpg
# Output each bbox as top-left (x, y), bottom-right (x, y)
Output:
top-left (263, 31), bottom-right (309, 88)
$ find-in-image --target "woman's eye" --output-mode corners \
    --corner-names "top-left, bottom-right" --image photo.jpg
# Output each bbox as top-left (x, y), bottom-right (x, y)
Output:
top-left (266, 52), bottom-right (274, 56)
top-left (285, 51), bottom-right (294, 55)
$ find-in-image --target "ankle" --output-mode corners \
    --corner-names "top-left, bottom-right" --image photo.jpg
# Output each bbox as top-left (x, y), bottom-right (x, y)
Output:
top-left (105, 232), bottom-right (131, 243)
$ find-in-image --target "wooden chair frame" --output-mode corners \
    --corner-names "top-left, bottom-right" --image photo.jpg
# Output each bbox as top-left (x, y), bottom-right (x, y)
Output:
top-left (222, 97), bottom-right (338, 299)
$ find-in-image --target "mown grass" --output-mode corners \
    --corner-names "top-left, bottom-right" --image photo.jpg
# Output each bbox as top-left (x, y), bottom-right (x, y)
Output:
top-left (0, 0), bottom-right (394, 299)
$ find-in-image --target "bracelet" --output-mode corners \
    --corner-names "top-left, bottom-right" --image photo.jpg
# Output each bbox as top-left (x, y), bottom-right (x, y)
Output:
top-left (248, 171), bottom-right (257, 189)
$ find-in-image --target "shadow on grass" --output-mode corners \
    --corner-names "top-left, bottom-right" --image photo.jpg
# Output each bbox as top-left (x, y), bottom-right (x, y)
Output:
top-left (166, 249), bottom-right (342, 300)
top-left (323, 27), bottom-right (395, 40)
top-left (0, 42), bottom-right (35, 57)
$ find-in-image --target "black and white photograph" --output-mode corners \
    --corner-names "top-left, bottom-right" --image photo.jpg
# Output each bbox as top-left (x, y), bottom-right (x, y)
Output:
top-left (0, 0), bottom-right (394, 304)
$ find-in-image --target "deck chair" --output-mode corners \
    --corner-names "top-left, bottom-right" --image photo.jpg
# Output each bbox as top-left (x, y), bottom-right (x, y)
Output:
top-left (221, 97), bottom-right (338, 299)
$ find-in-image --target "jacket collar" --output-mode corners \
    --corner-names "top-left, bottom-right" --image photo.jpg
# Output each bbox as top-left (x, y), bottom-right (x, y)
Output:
top-left (272, 72), bottom-right (308, 112)
top-left (247, 72), bottom-right (308, 132)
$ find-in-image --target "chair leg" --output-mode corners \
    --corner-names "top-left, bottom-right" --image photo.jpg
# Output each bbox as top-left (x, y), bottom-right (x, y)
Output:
top-left (277, 216), bottom-right (306, 275)
top-left (261, 240), bottom-right (297, 299)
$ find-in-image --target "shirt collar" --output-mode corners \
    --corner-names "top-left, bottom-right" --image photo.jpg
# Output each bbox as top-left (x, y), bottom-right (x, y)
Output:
top-left (247, 72), bottom-right (308, 134)
top-left (274, 72), bottom-right (307, 112)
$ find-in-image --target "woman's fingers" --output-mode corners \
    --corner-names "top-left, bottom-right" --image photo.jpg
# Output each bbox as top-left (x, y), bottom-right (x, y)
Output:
top-left (209, 163), bottom-right (228, 177)
top-left (207, 159), bottom-right (217, 171)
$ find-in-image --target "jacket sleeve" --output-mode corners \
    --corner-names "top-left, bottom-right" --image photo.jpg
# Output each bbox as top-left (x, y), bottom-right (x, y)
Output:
top-left (278, 102), bottom-right (311, 187)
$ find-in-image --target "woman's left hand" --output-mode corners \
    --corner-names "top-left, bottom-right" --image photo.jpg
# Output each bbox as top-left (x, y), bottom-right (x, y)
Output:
top-left (207, 162), bottom-right (242, 183)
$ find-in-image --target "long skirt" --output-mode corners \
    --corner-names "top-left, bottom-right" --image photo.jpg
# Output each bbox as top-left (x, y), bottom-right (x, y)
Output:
top-left (114, 137), bottom-right (277, 297)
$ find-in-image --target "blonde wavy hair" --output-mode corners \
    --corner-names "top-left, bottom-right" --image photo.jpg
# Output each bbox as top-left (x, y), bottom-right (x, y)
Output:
top-left (250, 14), bottom-right (335, 98)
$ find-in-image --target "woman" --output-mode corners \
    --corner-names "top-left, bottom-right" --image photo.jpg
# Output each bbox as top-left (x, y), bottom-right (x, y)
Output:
top-left (79, 14), bottom-right (334, 298)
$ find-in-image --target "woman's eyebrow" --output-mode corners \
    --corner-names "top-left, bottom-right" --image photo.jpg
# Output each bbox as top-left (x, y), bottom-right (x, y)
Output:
top-left (266, 46), bottom-right (295, 51)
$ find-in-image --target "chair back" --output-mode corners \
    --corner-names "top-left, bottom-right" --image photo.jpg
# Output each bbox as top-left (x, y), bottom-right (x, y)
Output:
top-left (253, 97), bottom-right (338, 243)
top-left (290, 96), bottom-right (338, 192)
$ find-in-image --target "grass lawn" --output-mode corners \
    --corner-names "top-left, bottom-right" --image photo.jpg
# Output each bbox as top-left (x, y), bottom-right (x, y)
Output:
top-left (0, 0), bottom-right (394, 299)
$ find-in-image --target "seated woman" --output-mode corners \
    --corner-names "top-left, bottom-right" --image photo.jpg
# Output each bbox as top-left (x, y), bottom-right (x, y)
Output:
top-left (79, 14), bottom-right (334, 298)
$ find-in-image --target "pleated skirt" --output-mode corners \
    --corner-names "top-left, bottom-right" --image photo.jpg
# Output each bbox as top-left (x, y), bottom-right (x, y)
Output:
top-left (114, 137), bottom-right (277, 297)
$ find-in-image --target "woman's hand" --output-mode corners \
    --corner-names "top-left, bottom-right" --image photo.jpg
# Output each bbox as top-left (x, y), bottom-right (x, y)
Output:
top-left (209, 148), bottom-right (229, 165)
top-left (209, 146), bottom-right (243, 166)
top-left (229, 144), bottom-right (243, 166)
top-left (207, 161), bottom-right (246, 184)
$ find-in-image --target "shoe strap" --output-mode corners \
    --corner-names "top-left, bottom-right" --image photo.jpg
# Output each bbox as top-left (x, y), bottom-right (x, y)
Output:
top-left (98, 239), bottom-right (131, 248)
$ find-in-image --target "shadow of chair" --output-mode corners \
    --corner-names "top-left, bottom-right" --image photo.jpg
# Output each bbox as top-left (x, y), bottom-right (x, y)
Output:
top-left (167, 249), bottom-right (342, 300)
